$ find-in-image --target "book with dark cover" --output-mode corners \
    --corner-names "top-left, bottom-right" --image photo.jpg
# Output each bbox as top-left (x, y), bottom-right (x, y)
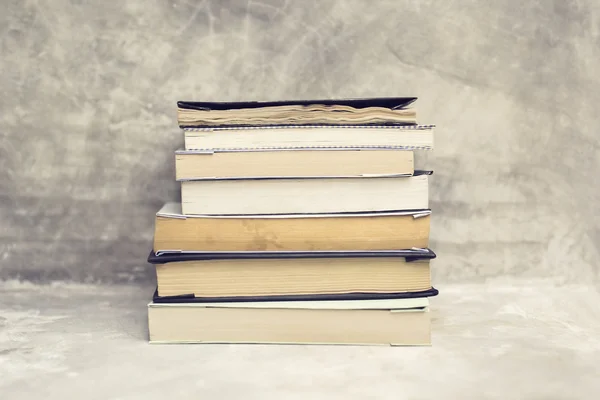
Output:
top-left (151, 287), bottom-right (439, 304)
top-left (177, 97), bottom-right (418, 128)
top-left (177, 97), bottom-right (417, 112)
top-left (148, 249), bottom-right (438, 301)
top-left (147, 248), bottom-right (437, 263)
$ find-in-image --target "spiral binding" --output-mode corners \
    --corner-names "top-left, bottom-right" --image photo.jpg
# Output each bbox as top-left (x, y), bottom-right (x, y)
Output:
top-left (182, 124), bottom-right (436, 132)
top-left (183, 145), bottom-right (433, 151)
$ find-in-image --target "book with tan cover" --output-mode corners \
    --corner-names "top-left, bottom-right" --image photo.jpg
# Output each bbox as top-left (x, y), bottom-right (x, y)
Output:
top-left (175, 149), bottom-right (414, 180)
top-left (153, 203), bottom-right (430, 253)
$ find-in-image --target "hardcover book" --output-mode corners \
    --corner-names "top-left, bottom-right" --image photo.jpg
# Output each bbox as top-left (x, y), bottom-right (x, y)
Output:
top-left (148, 249), bottom-right (436, 299)
top-left (177, 97), bottom-right (418, 128)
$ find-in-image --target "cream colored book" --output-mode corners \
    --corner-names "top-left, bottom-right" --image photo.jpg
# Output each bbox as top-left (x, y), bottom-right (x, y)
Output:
top-left (175, 149), bottom-right (414, 180)
top-left (183, 125), bottom-right (434, 150)
top-left (148, 303), bottom-right (431, 345)
top-left (180, 173), bottom-right (430, 215)
top-left (154, 297), bottom-right (430, 310)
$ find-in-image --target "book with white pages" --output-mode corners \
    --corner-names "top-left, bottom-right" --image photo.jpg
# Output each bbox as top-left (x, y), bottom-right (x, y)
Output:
top-left (181, 171), bottom-right (432, 215)
top-left (183, 124), bottom-right (434, 151)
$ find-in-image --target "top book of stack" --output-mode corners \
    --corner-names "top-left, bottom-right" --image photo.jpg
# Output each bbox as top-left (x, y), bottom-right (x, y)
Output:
top-left (176, 98), bottom-right (434, 151)
top-left (177, 97), bottom-right (417, 127)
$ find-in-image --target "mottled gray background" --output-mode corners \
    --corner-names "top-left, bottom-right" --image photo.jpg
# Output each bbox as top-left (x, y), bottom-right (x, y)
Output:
top-left (1, 0), bottom-right (599, 284)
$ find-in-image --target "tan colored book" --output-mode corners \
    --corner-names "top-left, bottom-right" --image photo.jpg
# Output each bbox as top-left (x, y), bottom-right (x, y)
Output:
top-left (148, 303), bottom-right (430, 345)
top-left (175, 150), bottom-right (414, 180)
top-left (154, 257), bottom-right (431, 297)
top-left (153, 203), bottom-right (430, 252)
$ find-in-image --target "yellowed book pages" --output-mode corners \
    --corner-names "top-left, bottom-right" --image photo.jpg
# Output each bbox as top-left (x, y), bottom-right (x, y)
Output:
top-left (154, 203), bottom-right (430, 252)
top-left (148, 305), bottom-right (430, 345)
top-left (177, 104), bottom-right (416, 126)
top-left (155, 258), bottom-right (431, 297)
top-left (175, 150), bottom-right (414, 180)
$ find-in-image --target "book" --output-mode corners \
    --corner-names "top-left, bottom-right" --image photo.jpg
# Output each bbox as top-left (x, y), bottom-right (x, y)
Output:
top-left (177, 97), bottom-right (417, 128)
top-left (183, 125), bottom-right (434, 151)
top-left (148, 301), bottom-right (431, 345)
top-left (180, 172), bottom-right (431, 215)
top-left (175, 149), bottom-right (414, 180)
top-left (151, 293), bottom-right (430, 309)
top-left (152, 287), bottom-right (440, 303)
top-left (154, 202), bottom-right (430, 253)
top-left (147, 250), bottom-right (435, 298)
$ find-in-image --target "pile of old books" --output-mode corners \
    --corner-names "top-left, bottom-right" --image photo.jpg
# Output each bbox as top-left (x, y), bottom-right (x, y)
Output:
top-left (147, 97), bottom-right (437, 345)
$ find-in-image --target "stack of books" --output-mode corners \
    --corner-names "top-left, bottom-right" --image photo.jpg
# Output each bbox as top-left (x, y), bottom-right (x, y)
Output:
top-left (147, 97), bottom-right (438, 345)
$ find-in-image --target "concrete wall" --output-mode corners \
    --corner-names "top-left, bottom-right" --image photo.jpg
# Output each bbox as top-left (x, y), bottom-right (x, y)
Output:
top-left (1, 0), bottom-right (599, 283)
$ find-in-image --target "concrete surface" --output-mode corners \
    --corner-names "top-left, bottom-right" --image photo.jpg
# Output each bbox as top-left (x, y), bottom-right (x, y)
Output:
top-left (1, 281), bottom-right (599, 399)
top-left (1, 0), bottom-right (600, 283)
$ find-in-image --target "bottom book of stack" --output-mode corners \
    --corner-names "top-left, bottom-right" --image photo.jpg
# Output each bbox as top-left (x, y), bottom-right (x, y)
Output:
top-left (147, 250), bottom-right (438, 346)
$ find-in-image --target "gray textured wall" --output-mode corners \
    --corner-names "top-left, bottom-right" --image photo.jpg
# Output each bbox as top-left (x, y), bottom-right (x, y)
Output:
top-left (1, 0), bottom-right (599, 283)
